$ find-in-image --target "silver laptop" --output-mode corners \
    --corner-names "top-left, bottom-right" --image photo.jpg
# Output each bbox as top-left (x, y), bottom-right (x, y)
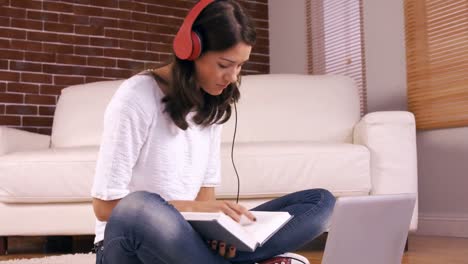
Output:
top-left (321, 194), bottom-right (416, 264)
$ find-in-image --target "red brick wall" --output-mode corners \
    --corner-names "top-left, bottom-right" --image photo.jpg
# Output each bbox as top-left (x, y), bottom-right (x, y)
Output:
top-left (0, 0), bottom-right (269, 135)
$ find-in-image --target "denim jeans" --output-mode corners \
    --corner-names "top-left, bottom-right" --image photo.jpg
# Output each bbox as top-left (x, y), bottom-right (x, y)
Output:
top-left (95, 189), bottom-right (336, 264)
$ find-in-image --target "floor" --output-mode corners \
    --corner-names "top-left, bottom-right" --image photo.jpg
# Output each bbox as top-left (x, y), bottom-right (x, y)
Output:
top-left (296, 235), bottom-right (468, 264)
top-left (0, 235), bottom-right (467, 263)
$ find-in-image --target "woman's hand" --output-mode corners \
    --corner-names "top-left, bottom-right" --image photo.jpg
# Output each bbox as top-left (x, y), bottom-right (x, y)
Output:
top-left (170, 200), bottom-right (257, 223)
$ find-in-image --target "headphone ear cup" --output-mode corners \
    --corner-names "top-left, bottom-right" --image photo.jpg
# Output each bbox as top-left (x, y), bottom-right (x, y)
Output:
top-left (173, 0), bottom-right (214, 60)
top-left (187, 31), bottom-right (203, 61)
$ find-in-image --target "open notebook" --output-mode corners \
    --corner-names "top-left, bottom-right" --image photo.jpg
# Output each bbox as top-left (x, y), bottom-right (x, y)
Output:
top-left (181, 211), bottom-right (293, 252)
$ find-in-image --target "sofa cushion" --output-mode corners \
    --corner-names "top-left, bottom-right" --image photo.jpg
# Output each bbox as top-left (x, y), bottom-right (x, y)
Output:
top-left (0, 143), bottom-right (371, 203)
top-left (51, 80), bottom-right (124, 148)
top-left (0, 142), bottom-right (371, 203)
top-left (0, 147), bottom-right (98, 203)
top-left (216, 142), bottom-right (371, 198)
top-left (221, 74), bottom-right (362, 144)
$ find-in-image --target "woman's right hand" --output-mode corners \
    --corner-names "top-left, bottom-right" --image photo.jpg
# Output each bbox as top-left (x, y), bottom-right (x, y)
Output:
top-left (169, 200), bottom-right (257, 223)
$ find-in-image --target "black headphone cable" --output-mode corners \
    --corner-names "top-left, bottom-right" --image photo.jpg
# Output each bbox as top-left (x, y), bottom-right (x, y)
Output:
top-left (231, 101), bottom-right (240, 204)
top-left (229, 102), bottom-right (306, 264)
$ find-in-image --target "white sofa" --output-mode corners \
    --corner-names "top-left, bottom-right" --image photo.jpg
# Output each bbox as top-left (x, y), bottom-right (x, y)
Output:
top-left (0, 74), bottom-right (418, 246)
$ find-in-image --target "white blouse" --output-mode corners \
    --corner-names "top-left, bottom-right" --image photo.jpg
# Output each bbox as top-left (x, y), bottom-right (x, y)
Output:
top-left (91, 74), bottom-right (222, 242)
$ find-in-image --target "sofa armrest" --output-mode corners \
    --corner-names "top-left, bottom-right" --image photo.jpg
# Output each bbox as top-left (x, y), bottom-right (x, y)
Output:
top-left (353, 111), bottom-right (418, 230)
top-left (0, 127), bottom-right (51, 155)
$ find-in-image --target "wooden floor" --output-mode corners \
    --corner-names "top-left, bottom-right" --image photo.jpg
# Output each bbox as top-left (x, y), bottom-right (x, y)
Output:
top-left (296, 235), bottom-right (468, 264)
top-left (0, 235), bottom-right (467, 263)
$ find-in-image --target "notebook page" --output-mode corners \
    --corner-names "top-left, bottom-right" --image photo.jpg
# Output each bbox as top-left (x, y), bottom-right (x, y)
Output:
top-left (242, 211), bottom-right (292, 244)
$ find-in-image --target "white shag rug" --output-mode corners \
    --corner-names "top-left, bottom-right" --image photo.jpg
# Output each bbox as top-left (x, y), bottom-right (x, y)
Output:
top-left (0, 254), bottom-right (95, 264)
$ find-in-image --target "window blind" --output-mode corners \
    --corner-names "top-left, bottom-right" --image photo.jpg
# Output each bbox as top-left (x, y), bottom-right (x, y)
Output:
top-left (306, 0), bottom-right (367, 115)
top-left (404, 0), bottom-right (468, 130)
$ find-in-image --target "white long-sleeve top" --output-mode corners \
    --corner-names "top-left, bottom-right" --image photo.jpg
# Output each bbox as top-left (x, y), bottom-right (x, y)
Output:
top-left (91, 74), bottom-right (222, 243)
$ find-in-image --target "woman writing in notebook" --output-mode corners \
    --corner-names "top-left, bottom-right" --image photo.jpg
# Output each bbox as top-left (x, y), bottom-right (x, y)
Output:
top-left (91, 1), bottom-right (335, 263)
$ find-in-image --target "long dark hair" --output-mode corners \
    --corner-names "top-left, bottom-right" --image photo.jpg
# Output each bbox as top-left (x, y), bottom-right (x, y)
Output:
top-left (161, 0), bottom-right (256, 130)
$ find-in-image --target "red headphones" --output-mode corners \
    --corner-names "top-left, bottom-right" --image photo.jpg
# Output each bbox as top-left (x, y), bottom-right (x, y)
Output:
top-left (173, 0), bottom-right (215, 61)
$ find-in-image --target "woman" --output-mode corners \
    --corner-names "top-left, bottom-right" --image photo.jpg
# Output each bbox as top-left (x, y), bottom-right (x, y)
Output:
top-left (91, 1), bottom-right (336, 263)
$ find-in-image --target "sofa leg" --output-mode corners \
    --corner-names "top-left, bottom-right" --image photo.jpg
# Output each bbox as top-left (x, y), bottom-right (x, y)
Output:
top-left (0, 236), bottom-right (7, 255)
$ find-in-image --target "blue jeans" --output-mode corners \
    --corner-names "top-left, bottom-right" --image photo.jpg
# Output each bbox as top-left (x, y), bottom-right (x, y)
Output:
top-left (96, 189), bottom-right (336, 264)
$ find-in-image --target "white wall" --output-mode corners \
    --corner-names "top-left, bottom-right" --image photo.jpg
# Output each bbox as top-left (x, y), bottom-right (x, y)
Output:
top-left (362, 0), bottom-right (408, 112)
top-left (268, 0), bottom-right (307, 74)
top-left (268, 0), bottom-right (468, 237)
top-left (416, 127), bottom-right (468, 237)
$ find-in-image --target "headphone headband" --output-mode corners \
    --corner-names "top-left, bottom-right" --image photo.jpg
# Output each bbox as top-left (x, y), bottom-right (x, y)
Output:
top-left (173, 0), bottom-right (215, 60)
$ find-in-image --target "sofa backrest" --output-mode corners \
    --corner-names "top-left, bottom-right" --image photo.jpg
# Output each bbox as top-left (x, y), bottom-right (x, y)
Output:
top-left (221, 74), bottom-right (361, 144)
top-left (51, 80), bottom-right (124, 148)
top-left (51, 74), bottom-right (361, 148)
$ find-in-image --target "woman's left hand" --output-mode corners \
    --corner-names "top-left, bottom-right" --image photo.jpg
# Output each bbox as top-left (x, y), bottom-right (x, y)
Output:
top-left (207, 240), bottom-right (236, 259)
